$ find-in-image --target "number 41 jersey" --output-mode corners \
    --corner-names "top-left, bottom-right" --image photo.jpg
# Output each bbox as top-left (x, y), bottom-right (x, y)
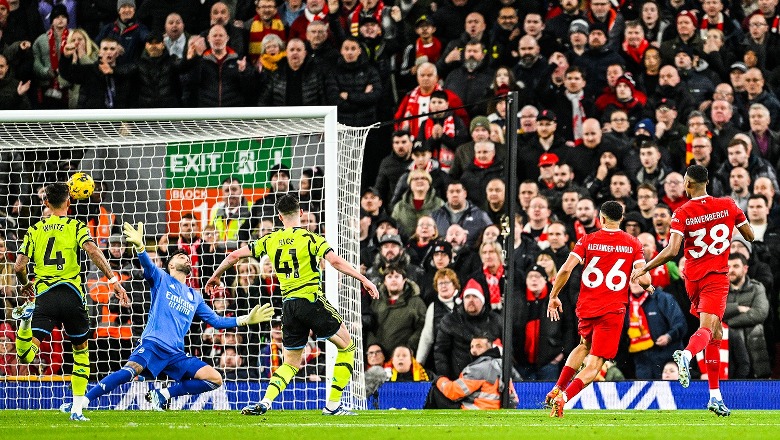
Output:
top-left (249, 227), bottom-right (333, 301)
top-left (670, 195), bottom-right (747, 282)
top-left (571, 228), bottom-right (645, 319)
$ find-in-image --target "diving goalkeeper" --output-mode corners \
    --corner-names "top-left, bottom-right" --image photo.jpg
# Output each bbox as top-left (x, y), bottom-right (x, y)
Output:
top-left (61, 222), bottom-right (274, 420)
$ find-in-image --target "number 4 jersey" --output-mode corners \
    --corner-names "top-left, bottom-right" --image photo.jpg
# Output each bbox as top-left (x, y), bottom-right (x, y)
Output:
top-left (571, 227), bottom-right (645, 319)
top-left (249, 227), bottom-right (333, 301)
top-left (670, 195), bottom-right (747, 282)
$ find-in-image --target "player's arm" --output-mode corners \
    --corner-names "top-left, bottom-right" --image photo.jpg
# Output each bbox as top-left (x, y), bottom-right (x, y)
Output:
top-left (324, 250), bottom-right (380, 299)
top-left (737, 222), bottom-right (755, 242)
top-left (83, 240), bottom-right (130, 307)
top-left (13, 254), bottom-right (34, 297)
top-left (547, 253), bottom-right (581, 322)
top-left (204, 246), bottom-right (253, 294)
top-left (631, 233), bottom-right (682, 282)
top-left (195, 300), bottom-right (274, 328)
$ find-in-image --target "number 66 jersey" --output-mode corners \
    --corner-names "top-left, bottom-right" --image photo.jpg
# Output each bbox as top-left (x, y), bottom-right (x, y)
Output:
top-left (571, 227), bottom-right (645, 319)
top-left (670, 195), bottom-right (748, 282)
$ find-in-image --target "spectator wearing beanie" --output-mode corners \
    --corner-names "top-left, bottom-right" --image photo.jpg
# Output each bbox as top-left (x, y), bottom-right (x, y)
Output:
top-left (600, 73), bottom-right (645, 127)
top-left (450, 116), bottom-right (505, 180)
top-left (660, 10), bottom-right (704, 64)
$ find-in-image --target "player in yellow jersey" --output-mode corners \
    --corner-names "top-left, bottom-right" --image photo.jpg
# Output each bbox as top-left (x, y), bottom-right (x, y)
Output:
top-left (205, 194), bottom-right (379, 416)
top-left (13, 182), bottom-right (129, 421)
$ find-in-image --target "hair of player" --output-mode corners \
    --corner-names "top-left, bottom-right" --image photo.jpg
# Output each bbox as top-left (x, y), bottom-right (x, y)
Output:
top-left (728, 252), bottom-right (748, 266)
top-left (45, 182), bottom-right (70, 207)
top-left (600, 201), bottom-right (624, 222)
top-left (165, 249), bottom-right (189, 272)
top-left (275, 193), bottom-right (301, 216)
top-left (685, 164), bottom-right (709, 184)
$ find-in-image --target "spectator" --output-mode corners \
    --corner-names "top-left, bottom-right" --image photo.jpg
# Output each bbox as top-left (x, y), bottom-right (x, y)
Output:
top-left (305, 19), bottom-right (338, 70)
top-left (374, 130), bottom-right (413, 206)
top-left (634, 141), bottom-right (670, 190)
top-left (660, 10), bottom-right (704, 64)
top-left (661, 361), bottom-right (679, 380)
top-left (482, 177), bottom-right (506, 227)
top-left (256, 33), bottom-right (286, 73)
top-left (368, 265), bottom-right (427, 354)
top-left (365, 343), bottom-right (386, 369)
top-left (547, 0), bottom-right (585, 43)
top-left (446, 223), bottom-right (481, 281)
top-left (125, 31), bottom-right (183, 108)
top-left (242, 0), bottom-right (286, 66)
top-left (689, 135), bottom-right (726, 196)
top-left (652, 203), bottom-right (673, 249)
top-left (462, 241), bottom-right (506, 311)
top-left (278, 0), bottom-right (305, 28)
top-left (425, 334), bottom-right (518, 409)
top-left (59, 36), bottom-right (130, 109)
top-left (431, 181), bottom-right (492, 247)
top-left (753, 176), bottom-right (780, 224)
top-left (434, 280), bottom-right (503, 379)
top-left (514, 35), bottom-right (548, 99)
top-left (517, 110), bottom-right (567, 183)
top-left (328, 37), bottom-right (381, 126)
top-left (95, 0), bottom-right (149, 65)
top-left (391, 141), bottom-right (450, 207)
top-left (460, 141), bottom-right (505, 209)
top-left (360, 215), bottom-right (396, 269)
top-left (512, 265), bottom-right (567, 380)
top-left (250, 164), bottom-right (293, 229)
top-left (624, 280), bottom-right (687, 379)
top-left (748, 103), bottom-right (780, 166)
top-left (209, 176), bottom-right (252, 245)
top-left (572, 197), bottom-right (601, 242)
top-left (0, 53), bottom-right (28, 107)
top-left (385, 345), bottom-right (429, 382)
top-left (200, 2), bottom-right (247, 58)
top-left (661, 172), bottom-right (689, 212)
top-left (417, 268), bottom-right (459, 367)
top-left (288, 0), bottom-right (329, 42)
top-left (743, 67), bottom-right (780, 130)
top-left (163, 13), bottom-right (187, 59)
top-left (523, 195), bottom-right (552, 250)
top-left (637, 232), bottom-right (679, 290)
top-left (391, 169), bottom-right (445, 237)
top-left (450, 116), bottom-right (497, 180)
top-left (748, 194), bottom-right (772, 242)
top-left (259, 38), bottom-right (329, 106)
top-left (575, 30), bottom-right (624, 101)
top-left (31, 3), bottom-right (69, 109)
top-left (399, 15), bottom-right (442, 94)
top-left (366, 233), bottom-right (425, 287)
top-left (729, 166), bottom-right (752, 212)
top-left (404, 215), bottom-right (439, 267)
top-left (538, 65), bottom-right (595, 145)
top-left (416, 90), bottom-right (469, 172)
top-left (724, 253), bottom-right (771, 378)
top-left (675, 46), bottom-right (715, 104)
top-left (60, 28), bottom-right (98, 109)
top-left (0, 322), bottom-right (31, 376)
top-left (716, 138), bottom-right (779, 194)
top-left (488, 6), bottom-right (520, 68)
top-left (620, 20), bottom-right (650, 78)
top-left (443, 39), bottom-right (494, 118)
top-left (183, 25), bottom-right (252, 107)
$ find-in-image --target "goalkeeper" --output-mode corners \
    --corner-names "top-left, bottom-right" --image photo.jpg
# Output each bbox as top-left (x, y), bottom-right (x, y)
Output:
top-left (61, 222), bottom-right (274, 419)
top-left (206, 194), bottom-right (380, 416)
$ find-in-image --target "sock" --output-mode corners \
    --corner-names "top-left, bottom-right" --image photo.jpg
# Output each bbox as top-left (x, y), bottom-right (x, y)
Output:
top-left (709, 388), bottom-right (723, 400)
top-left (564, 378), bottom-right (586, 401)
top-left (263, 363), bottom-right (299, 403)
top-left (85, 366), bottom-right (136, 401)
top-left (328, 341), bottom-right (356, 407)
top-left (71, 347), bottom-right (90, 398)
top-left (15, 325), bottom-right (38, 363)
top-left (684, 327), bottom-right (713, 357)
top-left (160, 388), bottom-right (171, 400)
top-left (556, 366), bottom-right (577, 390)
top-left (705, 339), bottom-right (722, 391)
top-left (167, 379), bottom-right (220, 399)
top-left (682, 350), bottom-right (693, 363)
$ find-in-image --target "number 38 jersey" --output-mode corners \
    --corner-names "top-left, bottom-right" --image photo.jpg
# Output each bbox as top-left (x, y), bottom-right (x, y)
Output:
top-left (571, 228), bottom-right (645, 319)
top-left (18, 215), bottom-right (93, 298)
top-left (249, 227), bottom-right (333, 301)
top-left (670, 195), bottom-right (747, 282)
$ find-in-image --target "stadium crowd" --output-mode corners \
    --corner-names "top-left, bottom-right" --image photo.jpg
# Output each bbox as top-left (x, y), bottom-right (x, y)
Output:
top-left (2, 0), bottom-right (780, 394)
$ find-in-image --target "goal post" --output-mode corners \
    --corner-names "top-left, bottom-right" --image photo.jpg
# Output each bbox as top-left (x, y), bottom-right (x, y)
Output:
top-left (0, 107), bottom-right (370, 411)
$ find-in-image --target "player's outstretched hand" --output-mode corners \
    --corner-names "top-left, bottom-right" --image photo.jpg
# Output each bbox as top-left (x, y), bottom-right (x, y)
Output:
top-left (111, 280), bottom-right (130, 307)
top-left (547, 297), bottom-right (562, 321)
top-left (123, 222), bottom-right (145, 251)
top-left (364, 279), bottom-right (379, 299)
top-left (238, 303), bottom-right (275, 326)
top-left (630, 266), bottom-right (647, 283)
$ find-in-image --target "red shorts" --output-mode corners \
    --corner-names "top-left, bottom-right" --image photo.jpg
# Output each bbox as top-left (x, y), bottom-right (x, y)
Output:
top-left (684, 272), bottom-right (729, 320)
top-left (578, 311), bottom-right (625, 360)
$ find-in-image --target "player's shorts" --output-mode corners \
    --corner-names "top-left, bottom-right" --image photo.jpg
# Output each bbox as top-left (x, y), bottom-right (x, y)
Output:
top-left (282, 295), bottom-right (343, 350)
top-left (578, 311), bottom-right (625, 360)
top-left (31, 284), bottom-right (91, 345)
top-left (684, 272), bottom-right (729, 320)
top-left (128, 339), bottom-right (208, 381)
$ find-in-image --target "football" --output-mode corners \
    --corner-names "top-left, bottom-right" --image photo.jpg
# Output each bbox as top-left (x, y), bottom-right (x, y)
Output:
top-left (67, 172), bottom-right (95, 200)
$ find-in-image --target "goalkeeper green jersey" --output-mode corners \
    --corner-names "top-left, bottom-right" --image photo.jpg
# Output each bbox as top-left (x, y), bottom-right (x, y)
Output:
top-left (18, 215), bottom-right (92, 298)
top-left (249, 227), bottom-right (332, 301)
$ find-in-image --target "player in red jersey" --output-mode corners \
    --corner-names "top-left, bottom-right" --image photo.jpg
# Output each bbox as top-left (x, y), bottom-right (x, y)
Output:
top-left (546, 200), bottom-right (652, 418)
top-left (632, 164), bottom-right (754, 417)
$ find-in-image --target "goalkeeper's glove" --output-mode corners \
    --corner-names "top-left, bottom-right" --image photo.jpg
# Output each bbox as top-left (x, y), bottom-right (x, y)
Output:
top-left (123, 222), bottom-right (145, 252)
top-left (237, 303), bottom-right (275, 326)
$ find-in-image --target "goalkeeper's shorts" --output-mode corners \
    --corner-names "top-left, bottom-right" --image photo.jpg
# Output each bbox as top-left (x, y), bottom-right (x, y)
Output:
top-left (129, 339), bottom-right (207, 381)
top-left (282, 296), bottom-right (343, 349)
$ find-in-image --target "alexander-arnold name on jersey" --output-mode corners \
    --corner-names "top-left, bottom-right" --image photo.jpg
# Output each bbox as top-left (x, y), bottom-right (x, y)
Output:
top-left (587, 243), bottom-right (634, 253)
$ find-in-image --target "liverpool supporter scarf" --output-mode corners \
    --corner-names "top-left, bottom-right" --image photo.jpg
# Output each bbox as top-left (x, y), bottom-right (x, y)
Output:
top-left (565, 90), bottom-right (586, 145)
top-left (389, 357), bottom-right (429, 381)
top-left (700, 13), bottom-right (725, 31)
top-left (772, 15), bottom-right (780, 34)
top-left (351, 1), bottom-right (384, 36)
top-left (524, 285), bottom-right (549, 365)
top-left (573, 217), bottom-right (600, 241)
top-left (48, 28), bottom-right (67, 90)
top-left (403, 85), bottom-right (440, 136)
top-left (523, 222), bottom-right (550, 249)
top-left (627, 292), bottom-right (654, 353)
top-left (305, 5), bottom-right (329, 23)
top-left (483, 265), bottom-right (504, 306)
top-left (416, 37), bottom-right (442, 63)
top-left (473, 156), bottom-right (495, 169)
top-left (248, 14), bottom-right (285, 63)
top-left (423, 115), bottom-right (456, 140)
top-left (622, 39), bottom-right (649, 64)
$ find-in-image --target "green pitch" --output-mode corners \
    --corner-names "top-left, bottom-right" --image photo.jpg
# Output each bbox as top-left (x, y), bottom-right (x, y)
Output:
top-left (2, 410), bottom-right (779, 440)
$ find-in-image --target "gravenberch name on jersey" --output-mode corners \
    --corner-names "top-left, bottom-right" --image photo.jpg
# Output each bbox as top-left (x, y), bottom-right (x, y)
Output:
top-left (684, 209), bottom-right (729, 226)
top-left (587, 244), bottom-right (633, 253)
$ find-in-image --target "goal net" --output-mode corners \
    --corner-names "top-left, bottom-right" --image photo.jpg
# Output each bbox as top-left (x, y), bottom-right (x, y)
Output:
top-left (0, 107), bottom-right (370, 411)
